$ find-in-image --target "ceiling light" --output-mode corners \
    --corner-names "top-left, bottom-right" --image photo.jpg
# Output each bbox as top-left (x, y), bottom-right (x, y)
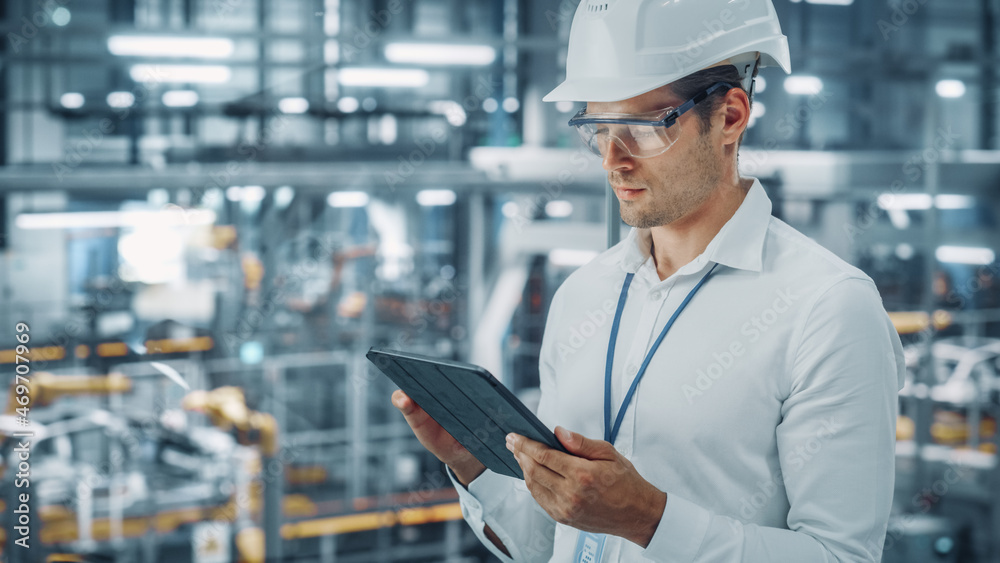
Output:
top-left (556, 101), bottom-right (577, 113)
top-left (278, 97), bottom-right (309, 114)
top-left (502, 201), bottom-right (520, 218)
top-left (545, 200), bottom-right (573, 218)
top-left (783, 76), bottom-right (823, 95)
top-left (274, 186), bottom-right (295, 209)
top-left (337, 96), bottom-right (360, 113)
top-left (60, 92), bottom-right (85, 109)
top-left (328, 191), bottom-right (370, 208)
top-left (384, 43), bottom-right (496, 66)
top-left (936, 245), bottom-right (995, 265)
top-left (118, 228), bottom-right (186, 284)
top-left (162, 90), bottom-right (199, 107)
top-left (52, 7), bottom-right (71, 26)
top-left (108, 35), bottom-right (234, 58)
top-left (338, 67), bottom-right (429, 88)
top-left (934, 194), bottom-right (975, 209)
top-left (877, 193), bottom-right (932, 211)
top-left (241, 186), bottom-right (265, 203)
top-left (16, 209), bottom-right (216, 230)
top-left (936, 79), bottom-right (966, 99)
top-left (896, 243), bottom-right (915, 260)
top-left (877, 193), bottom-right (977, 210)
top-left (416, 189), bottom-right (456, 207)
top-left (130, 64), bottom-right (231, 84)
top-left (106, 91), bottom-right (135, 108)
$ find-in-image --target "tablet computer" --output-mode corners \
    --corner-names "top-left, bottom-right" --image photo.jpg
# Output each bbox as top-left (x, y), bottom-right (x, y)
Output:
top-left (366, 347), bottom-right (568, 480)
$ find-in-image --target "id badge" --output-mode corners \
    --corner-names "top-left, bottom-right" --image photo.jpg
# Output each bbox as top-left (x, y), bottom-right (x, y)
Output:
top-left (574, 531), bottom-right (606, 563)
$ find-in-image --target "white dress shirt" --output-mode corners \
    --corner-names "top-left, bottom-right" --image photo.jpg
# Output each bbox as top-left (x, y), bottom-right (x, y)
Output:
top-left (448, 178), bottom-right (906, 562)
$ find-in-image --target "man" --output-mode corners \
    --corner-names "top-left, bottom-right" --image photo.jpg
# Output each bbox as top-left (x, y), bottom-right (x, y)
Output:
top-left (394, 0), bottom-right (905, 560)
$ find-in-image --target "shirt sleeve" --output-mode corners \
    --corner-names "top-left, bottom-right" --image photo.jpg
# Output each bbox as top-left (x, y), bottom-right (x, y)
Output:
top-left (446, 466), bottom-right (556, 562)
top-left (447, 285), bottom-right (567, 561)
top-left (640, 276), bottom-right (905, 562)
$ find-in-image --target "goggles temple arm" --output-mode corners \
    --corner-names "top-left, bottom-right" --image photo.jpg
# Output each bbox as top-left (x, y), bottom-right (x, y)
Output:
top-left (662, 81), bottom-right (733, 125)
top-left (567, 81), bottom-right (735, 128)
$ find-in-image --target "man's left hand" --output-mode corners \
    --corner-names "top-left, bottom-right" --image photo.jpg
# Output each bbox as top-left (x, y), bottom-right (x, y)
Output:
top-left (506, 426), bottom-right (667, 548)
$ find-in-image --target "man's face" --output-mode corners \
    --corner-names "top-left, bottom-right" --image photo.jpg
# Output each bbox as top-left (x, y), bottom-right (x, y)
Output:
top-left (587, 84), bottom-right (723, 229)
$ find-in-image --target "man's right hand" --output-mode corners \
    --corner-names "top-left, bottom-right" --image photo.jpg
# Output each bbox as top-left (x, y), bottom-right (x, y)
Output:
top-left (391, 389), bottom-right (486, 486)
top-left (392, 389), bottom-right (512, 557)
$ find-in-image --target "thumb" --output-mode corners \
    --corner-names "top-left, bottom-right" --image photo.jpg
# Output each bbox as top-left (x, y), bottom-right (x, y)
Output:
top-left (555, 426), bottom-right (616, 460)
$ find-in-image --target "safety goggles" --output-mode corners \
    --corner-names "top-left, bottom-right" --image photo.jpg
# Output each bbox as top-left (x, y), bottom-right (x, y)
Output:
top-left (568, 82), bottom-right (734, 159)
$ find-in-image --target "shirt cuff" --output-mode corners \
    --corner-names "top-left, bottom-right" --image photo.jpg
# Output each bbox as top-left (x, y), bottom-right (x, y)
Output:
top-left (640, 492), bottom-right (711, 563)
top-left (446, 465), bottom-right (518, 519)
top-left (446, 465), bottom-right (485, 521)
top-left (446, 466), bottom-right (520, 562)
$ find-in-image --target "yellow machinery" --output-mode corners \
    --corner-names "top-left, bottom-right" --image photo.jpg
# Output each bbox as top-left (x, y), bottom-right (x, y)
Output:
top-left (3, 372), bottom-right (132, 415)
top-left (1, 372), bottom-right (132, 451)
top-left (181, 386), bottom-right (278, 458)
top-left (182, 386), bottom-right (279, 562)
top-left (888, 310), bottom-right (953, 335)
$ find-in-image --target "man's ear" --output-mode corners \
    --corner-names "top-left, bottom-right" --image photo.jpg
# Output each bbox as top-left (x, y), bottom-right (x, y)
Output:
top-left (718, 87), bottom-right (751, 146)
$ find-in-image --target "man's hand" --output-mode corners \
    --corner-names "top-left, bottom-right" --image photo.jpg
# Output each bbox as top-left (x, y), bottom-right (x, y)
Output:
top-left (506, 426), bottom-right (667, 548)
top-left (393, 390), bottom-right (510, 557)
top-left (391, 390), bottom-right (485, 486)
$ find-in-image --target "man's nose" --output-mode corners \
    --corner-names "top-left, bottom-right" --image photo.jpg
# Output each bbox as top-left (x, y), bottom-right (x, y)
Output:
top-left (601, 138), bottom-right (634, 172)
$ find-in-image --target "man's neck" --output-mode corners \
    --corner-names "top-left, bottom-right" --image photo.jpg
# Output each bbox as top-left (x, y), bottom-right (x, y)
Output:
top-left (649, 178), bottom-right (753, 281)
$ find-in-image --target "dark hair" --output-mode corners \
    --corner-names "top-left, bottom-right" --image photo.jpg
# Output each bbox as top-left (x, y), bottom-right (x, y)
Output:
top-left (669, 64), bottom-right (754, 145)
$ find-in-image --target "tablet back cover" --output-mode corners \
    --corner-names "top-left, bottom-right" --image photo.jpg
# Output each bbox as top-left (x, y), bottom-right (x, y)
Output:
top-left (367, 347), bottom-right (566, 480)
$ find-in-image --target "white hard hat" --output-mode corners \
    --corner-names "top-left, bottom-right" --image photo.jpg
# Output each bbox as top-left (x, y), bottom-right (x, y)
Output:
top-left (544, 0), bottom-right (792, 103)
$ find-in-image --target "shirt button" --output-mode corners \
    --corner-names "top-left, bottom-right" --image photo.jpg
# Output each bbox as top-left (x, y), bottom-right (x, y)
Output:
top-left (626, 363), bottom-right (638, 376)
top-left (617, 445), bottom-right (631, 456)
top-left (649, 290), bottom-right (662, 301)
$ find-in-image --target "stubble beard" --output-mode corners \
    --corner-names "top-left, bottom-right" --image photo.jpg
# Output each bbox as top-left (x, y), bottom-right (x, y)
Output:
top-left (614, 130), bottom-right (720, 229)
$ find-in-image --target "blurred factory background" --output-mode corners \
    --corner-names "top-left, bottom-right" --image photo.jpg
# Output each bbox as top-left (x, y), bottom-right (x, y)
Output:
top-left (0, 0), bottom-right (998, 561)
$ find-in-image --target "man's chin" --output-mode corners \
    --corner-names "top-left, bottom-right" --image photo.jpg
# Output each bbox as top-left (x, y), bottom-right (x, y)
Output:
top-left (621, 209), bottom-right (678, 230)
top-left (620, 213), bottom-right (655, 229)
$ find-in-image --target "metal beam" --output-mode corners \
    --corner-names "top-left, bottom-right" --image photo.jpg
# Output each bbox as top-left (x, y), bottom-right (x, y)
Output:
top-left (0, 161), bottom-right (603, 193)
top-left (981, 0), bottom-right (996, 149)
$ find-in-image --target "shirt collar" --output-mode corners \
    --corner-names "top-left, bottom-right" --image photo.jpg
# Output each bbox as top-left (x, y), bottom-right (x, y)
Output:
top-left (616, 178), bottom-right (772, 274)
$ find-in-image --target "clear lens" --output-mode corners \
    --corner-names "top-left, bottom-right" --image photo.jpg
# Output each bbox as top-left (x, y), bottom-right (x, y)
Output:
top-left (574, 120), bottom-right (680, 159)
top-left (568, 82), bottom-right (734, 159)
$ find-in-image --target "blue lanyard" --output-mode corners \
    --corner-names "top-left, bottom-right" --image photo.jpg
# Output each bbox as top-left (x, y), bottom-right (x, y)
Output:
top-left (604, 262), bottom-right (719, 445)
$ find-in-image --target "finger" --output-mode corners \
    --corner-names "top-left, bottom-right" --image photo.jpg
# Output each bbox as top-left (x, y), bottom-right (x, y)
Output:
top-left (508, 433), bottom-right (574, 477)
top-left (513, 445), bottom-right (566, 491)
top-left (515, 450), bottom-right (563, 502)
top-left (555, 426), bottom-right (618, 461)
top-left (391, 389), bottom-right (414, 413)
top-left (522, 471), bottom-right (564, 520)
top-left (392, 390), bottom-right (436, 430)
